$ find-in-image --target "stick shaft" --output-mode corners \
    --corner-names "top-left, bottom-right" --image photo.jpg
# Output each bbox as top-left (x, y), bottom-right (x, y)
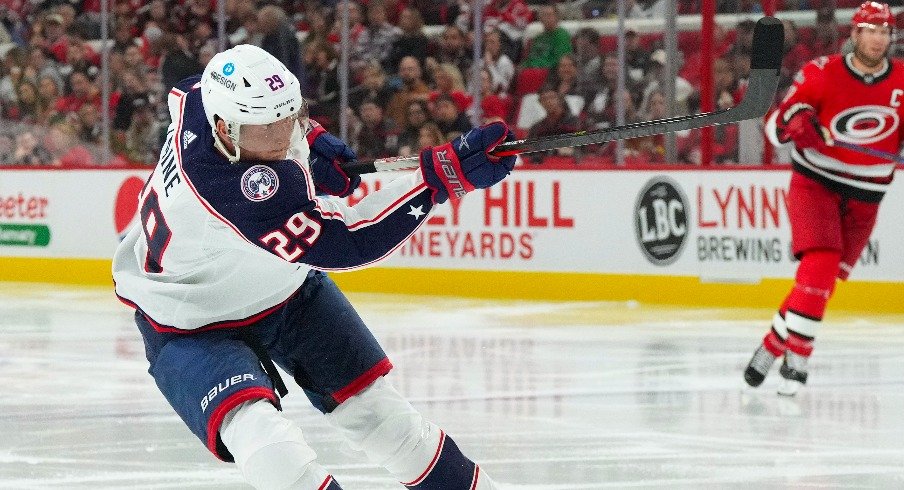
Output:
top-left (832, 140), bottom-right (904, 164)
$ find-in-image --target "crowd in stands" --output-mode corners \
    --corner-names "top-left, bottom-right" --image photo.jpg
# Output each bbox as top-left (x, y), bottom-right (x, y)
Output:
top-left (0, 0), bottom-right (893, 167)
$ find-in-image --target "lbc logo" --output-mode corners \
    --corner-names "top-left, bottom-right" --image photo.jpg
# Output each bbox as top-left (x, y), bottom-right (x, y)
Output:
top-left (634, 177), bottom-right (689, 266)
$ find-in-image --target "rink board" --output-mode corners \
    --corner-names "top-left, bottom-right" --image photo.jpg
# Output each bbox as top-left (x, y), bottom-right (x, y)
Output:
top-left (1, 167), bottom-right (902, 312)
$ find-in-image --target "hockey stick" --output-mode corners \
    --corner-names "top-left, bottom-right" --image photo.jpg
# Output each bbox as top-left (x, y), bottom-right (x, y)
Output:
top-left (342, 16), bottom-right (784, 174)
top-left (830, 140), bottom-right (904, 165)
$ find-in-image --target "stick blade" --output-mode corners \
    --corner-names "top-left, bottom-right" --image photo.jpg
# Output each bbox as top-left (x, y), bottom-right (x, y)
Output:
top-left (751, 17), bottom-right (784, 71)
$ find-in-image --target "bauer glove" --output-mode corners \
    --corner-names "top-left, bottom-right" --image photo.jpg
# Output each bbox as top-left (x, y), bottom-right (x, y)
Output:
top-left (419, 121), bottom-right (517, 204)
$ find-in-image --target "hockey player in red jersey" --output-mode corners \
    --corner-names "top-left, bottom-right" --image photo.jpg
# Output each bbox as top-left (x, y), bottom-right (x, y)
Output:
top-left (744, 1), bottom-right (901, 396)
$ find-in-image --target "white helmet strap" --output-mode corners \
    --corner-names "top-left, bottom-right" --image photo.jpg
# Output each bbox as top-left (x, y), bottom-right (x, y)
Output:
top-left (212, 116), bottom-right (242, 163)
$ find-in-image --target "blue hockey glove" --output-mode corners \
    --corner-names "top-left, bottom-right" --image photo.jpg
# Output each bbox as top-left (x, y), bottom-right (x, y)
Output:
top-left (419, 121), bottom-right (517, 204)
top-left (307, 120), bottom-right (361, 197)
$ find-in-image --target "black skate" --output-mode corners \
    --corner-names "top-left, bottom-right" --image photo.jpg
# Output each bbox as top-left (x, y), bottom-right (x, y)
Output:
top-left (743, 344), bottom-right (778, 387)
top-left (777, 351), bottom-right (808, 396)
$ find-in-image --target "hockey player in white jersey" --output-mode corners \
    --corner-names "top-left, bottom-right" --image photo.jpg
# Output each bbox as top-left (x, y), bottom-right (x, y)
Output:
top-left (113, 44), bottom-right (515, 489)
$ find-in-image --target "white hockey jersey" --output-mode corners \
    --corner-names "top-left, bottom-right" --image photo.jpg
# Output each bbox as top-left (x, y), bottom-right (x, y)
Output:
top-left (113, 76), bottom-right (435, 331)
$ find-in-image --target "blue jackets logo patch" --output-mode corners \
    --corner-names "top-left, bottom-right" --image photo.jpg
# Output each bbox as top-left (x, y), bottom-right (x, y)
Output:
top-left (241, 165), bottom-right (279, 202)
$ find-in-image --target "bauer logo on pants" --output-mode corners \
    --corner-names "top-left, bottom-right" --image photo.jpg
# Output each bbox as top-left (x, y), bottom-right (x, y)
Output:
top-left (634, 177), bottom-right (689, 266)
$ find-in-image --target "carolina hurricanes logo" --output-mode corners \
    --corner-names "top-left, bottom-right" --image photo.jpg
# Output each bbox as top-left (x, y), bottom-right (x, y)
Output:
top-left (830, 105), bottom-right (900, 145)
top-left (241, 165), bottom-right (279, 201)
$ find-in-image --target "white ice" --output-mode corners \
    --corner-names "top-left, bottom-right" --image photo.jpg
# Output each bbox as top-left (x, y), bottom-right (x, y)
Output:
top-left (1, 283), bottom-right (904, 489)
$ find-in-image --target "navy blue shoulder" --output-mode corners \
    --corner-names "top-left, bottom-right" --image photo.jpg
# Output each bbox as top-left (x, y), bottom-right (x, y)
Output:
top-left (172, 75), bottom-right (202, 94)
top-left (174, 89), bottom-right (316, 245)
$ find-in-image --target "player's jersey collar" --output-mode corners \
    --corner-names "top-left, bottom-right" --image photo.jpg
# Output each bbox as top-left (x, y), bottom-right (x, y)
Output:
top-left (843, 52), bottom-right (891, 85)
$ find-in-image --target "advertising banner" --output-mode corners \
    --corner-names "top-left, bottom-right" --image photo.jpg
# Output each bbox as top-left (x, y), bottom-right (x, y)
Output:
top-left (1, 167), bottom-right (901, 283)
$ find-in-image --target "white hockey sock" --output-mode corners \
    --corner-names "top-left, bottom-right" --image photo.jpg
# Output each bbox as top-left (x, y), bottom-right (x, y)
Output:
top-left (221, 399), bottom-right (335, 490)
top-left (327, 377), bottom-right (497, 489)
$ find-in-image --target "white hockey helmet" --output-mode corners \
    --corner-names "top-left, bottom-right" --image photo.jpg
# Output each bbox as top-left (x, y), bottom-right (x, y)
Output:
top-left (200, 44), bottom-right (306, 162)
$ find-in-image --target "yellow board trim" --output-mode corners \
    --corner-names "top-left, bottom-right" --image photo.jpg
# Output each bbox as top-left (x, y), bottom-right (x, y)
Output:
top-left (2, 257), bottom-right (902, 313)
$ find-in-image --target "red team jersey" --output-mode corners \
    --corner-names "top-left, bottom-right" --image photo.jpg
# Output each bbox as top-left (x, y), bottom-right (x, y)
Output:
top-left (766, 53), bottom-right (903, 202)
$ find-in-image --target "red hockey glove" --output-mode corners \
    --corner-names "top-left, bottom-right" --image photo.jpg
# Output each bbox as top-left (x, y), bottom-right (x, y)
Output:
top-left (780, 107), bottom-right (831, 151)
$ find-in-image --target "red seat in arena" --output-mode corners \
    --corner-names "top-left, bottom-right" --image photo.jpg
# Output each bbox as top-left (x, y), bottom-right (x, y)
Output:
top-left (514, 68), bottom-right (549, 97)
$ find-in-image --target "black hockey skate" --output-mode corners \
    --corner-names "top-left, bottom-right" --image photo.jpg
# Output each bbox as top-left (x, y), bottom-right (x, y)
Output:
top-left (777, 351), bottom-right (808, 396)
top-left (743, 344), bottom-right (778, 387)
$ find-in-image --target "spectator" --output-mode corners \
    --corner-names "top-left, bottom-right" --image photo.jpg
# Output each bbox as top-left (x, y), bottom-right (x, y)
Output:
top-left (11, 81), bottom-right (44, 123)
top-left (197, 41), bottom-right (217, 68)
top-left (386, 55), bottom-right (430, 130)
top-left (483, 28), bottom-right (514, 93)
top-left (259, 5), bottom-right (302, 80)
top-left (397, 100), bottom-right (430, 156)
top-left (75, 103), bottom-right (101, 144)
top-left (435, 25), bottom-right (471, 77)
top-left (734, 19), bottom-right (756, 55)
top-left (528, 88), bottom-right (580, 143)
top-left (112, 69), bottom-right (147, 132)
top-left (307, 40), bottom-right (340, 129)
top-left (640, 49), bottom-right (693, 117)
top-left (158, 33), bottom-right (203, 94)
top-left (628, 89), bottom-right (666, 163)
top-left (573, 27), bottom-right (601, 94)
top-left (63, 36), bottom-right (101, 78)
top-left (299, 6), bottom-right (329, 53)
top-left (175, 0), bottom-right (214, 36)
top-left (0, 52), bottom-right (23, 109)
top-left (813, 7), bottom-right (842, 57)
top-left (137, 0), bottom-right (172, 33)
top-left (545, 53), bottom-right (581, 97)
top-left (483, 0), bottom-right (532, 62)
top-left (327, 1), bottom-right (366, 48)
top-left (680, 23), bottom-right (734, 85)
top-left (37, 74), bottom-right (62, 123)
top-left (624, 29), bottom-right (651, 83)
top-left (55, 70), bottom-right (99, 115)
top-left (779, 19), bottom-right (812, 92)
top-left (429, 62), bottom-right (472, 113)
top-left (24, 47), bottom-right (63, 91)
top-left (12, 131), bottom-right (53, 165)
top-left (406, 0), bottom-right (449, 26)
top-left (713, 57), bottom-right (739, 106)
top-left (0, 133), bottom-right (13, 163)
top-left (523, 5), bottom-right (572, 69)
top-left (416, 121), bottom-right (446, 151)
top-left (353, 0), bottom-right (400, 73)
top-left (44, 121), bottom-right (96, 166)
top-left (432, 93), bottom-right (472, 140)
top-left (39, 13), bottom-right (67, 61)
top-left (123, 44), bottom-right (145, 73)
top-left (226, 0), bottom-right (260, 46)
top-left (348, 62), bottom-right (394, 116)
top-left (353, 99), bottom-right (398, 158)
top-left (111, 16), bottom-right (136, 53)
top-left (189, 21), bottom-right (214, 55)
top-left (385, 8), bottom-right (428, 73)
top-left (122, 96), bottom-right (161, 164)
top-left (584, 54), bottom-right (620, 128)
top-left (474, 67), bottom-right (512, 123)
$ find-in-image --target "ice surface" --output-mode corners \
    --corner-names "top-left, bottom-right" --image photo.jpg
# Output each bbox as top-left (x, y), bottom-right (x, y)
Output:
top-left (1, 283), bottom-right (903, 489)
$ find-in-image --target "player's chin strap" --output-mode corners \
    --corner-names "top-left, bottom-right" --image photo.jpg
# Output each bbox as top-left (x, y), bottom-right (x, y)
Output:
top-left (239, 327), bottom-right (289, 398)
top-left (212, 117), bottom-right (242, 163)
